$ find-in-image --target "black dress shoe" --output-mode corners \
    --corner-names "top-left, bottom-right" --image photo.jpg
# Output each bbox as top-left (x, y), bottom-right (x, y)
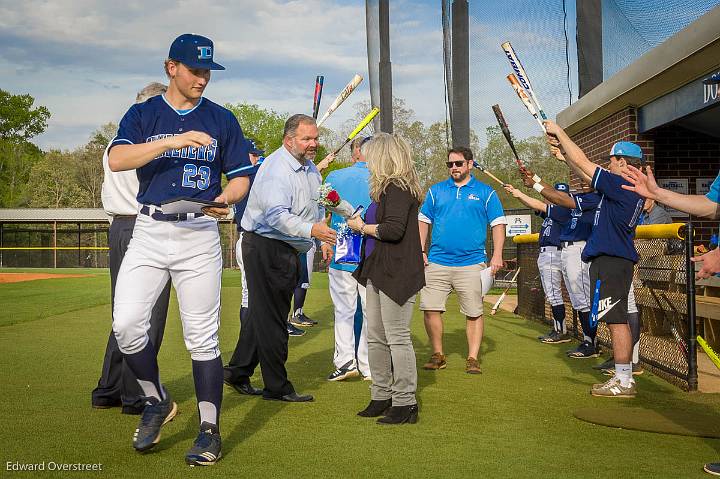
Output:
top-left (263, 392), bottom-right (314, 402)
top-left (377, 404), bottom-right (419, 425)
top-left (357, 399), bottom-right (392, 417)
top-left (92, 398), bottom-right (122, 409)
top-left (224, 380), bottom-right (263, 396)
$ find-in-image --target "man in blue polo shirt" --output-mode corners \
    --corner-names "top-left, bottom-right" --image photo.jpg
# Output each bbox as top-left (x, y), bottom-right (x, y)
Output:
top-left (545, 120), bottom-right (645, 399)
top-left (418, 147), bottom-right (506, 374)
top-left (320, 136), bottom-right (372, 381)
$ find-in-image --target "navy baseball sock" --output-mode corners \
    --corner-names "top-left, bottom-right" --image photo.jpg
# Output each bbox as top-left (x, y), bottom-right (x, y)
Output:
top-left (578, 311), bottom-right (597, 345)
top-left (552, 304), bottom-right (566, 333)
top-left (628, 312), bottom-right (641, 364)
top-left (293, 287), bottom-right (308, 316)
top-left (192, 357), bottom-right (223, 429)
top-left (124, 343), bottom-right (165, 402)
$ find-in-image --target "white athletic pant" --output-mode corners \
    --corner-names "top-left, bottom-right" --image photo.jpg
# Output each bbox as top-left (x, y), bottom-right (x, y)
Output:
top-left (113, 214), bottom-right (222, 361)
top-left (537, 247), bottom-right (564, 307)
top-left (235, 232), bottom-right (249, 308)
top-left (328, 267), bottom-right (370, 376)
top-left (560, 242), bottom-right (591, 312)
top-left (300, 242), bottom-right (317, 289)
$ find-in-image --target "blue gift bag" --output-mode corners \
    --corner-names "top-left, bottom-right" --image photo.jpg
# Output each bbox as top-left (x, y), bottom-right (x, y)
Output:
top-left (335, 224), bottom-right (363, 264)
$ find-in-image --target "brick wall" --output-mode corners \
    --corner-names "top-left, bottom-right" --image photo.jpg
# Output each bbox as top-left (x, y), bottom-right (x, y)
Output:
top-left (568, 108), bottom-right (720, 243)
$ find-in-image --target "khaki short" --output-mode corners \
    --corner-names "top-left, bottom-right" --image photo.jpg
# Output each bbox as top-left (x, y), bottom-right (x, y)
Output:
top-left (419, 262), bottom-right (487, 317)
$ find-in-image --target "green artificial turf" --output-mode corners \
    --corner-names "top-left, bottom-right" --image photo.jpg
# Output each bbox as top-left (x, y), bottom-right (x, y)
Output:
top-left (1, 268), bottom-right (719, 478)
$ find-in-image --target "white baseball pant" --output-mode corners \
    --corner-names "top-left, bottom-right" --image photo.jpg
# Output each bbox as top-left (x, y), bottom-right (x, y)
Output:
top-left (235, 232), bottom-right (249, 308)
top-left (537, 246), bottom-right (564, 307)
top-left (328, 267), bottom-right (370, 376)
top-left (113, 214), bottom-right (222, 361)
top-left (560, 241), bottom-right (591, 312)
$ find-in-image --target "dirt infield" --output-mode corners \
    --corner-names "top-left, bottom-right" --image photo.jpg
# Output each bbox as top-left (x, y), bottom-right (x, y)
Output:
top-left (0, 273), bottom-right (93, 284)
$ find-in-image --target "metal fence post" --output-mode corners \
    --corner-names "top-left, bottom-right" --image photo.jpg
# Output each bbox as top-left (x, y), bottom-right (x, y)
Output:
top-left (685, 220), bottom-right (698, 391)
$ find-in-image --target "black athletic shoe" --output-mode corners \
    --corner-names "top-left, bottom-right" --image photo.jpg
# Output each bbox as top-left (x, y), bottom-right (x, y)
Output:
top-left (704, 462), bottom-right (720, 476)
top-left (287, 322), bottom-right (305, 337)
top-left (566, 341), bottom-right (600, 359)
top-left (327, 359), bottom-right (360, 381)
top-left (592, 357), bottom-right (615, 370)
top-left (132, 394), bottom-right (177, 452)
top-left (540, 331), bottom-right (572, 344)
top-left (185, 422), bottom-right (222, 466)
top-left (537, 329), bottom-right (555, 341)
top-left (290, 312), bottom-right (314, 327)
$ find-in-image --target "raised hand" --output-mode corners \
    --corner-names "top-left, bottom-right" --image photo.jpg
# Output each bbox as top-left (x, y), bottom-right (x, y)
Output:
top-left (621, 165), bottom-right (661, 199)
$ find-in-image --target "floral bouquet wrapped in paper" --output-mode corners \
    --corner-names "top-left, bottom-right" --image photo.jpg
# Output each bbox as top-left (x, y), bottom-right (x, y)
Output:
top-left (317, 183), bottom-right (359, 219)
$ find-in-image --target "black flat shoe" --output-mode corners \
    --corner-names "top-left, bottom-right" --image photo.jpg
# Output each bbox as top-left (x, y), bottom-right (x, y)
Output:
top-left (377, 404), bottom-right (419, 425)
top-left (357, 399), bottom-right (392, 417)
top-left (225, 380), bottom-right (263, 396)
top-left (263, 392), bottom-right (314, 402)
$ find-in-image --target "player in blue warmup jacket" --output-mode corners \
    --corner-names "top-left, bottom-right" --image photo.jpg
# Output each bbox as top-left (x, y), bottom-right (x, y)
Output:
top-left (544, 120), bottom-right (644, 399)
top-left (108, 34), bottom-right (252, 465)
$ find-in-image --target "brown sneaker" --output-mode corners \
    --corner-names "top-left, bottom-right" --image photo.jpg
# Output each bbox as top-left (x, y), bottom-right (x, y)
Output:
top-left (465, 357), bottom-right (481, 374)
top-left (423, 353), bottom-right (447, 370)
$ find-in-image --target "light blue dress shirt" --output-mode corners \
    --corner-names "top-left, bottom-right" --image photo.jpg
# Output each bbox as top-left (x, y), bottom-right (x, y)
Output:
top-left (241, 145), bottom-right (323, 252)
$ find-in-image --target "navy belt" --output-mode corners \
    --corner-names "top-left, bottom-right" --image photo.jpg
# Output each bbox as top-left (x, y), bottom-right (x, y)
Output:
top-left (140, 205), bottom-right (204, 222)
top-left (540, 246), bottom-right (561, 252)
top-left (560, 240), bottom-right (585, 248)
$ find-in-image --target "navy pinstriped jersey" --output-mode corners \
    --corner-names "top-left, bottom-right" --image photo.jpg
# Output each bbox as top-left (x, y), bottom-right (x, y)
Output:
top-left (110, 95), bottom-right (252, 206)
top-left (547, 191), bottom-right (601, 242)
top-left (537, 211), bottom-right (563, 247)
top-left (581, 168), bottom-right (644, 263)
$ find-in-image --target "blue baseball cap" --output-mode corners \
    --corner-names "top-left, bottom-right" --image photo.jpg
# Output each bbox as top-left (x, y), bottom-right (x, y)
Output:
top-left (554, 182), bottom-right (569, 192)
top-left (246, 138), bottom-right (264, 155)
top-left (168, 33), bottom-right (225, 71)
top-left (608, 141), bottom-right (643, 161)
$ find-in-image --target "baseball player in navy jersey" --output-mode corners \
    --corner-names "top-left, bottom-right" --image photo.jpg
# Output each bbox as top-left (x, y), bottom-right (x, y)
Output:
top-left (504, 182), bottom-right (570, 344)
top-left (519, 168), bottom-right (602, 358)
top-left (544, 120), bottom-right (645, 398)
top-left (108, 33), bottom-right (252, 465)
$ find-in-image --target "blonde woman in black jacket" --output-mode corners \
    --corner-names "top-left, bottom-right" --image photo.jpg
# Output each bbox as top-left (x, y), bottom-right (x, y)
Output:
top-left (347, 133), bottom-right (425, 425)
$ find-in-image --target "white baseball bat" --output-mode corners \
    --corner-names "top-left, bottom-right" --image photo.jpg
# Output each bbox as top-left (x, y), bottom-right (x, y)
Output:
top-left (501, 41), bottom-right (547, 120)
top-left (316, 74), bottom-right (363, 127)
top-left (507, 73), bottom-right (546, 132)
top-left (491, 268), bottom-right (521, 316)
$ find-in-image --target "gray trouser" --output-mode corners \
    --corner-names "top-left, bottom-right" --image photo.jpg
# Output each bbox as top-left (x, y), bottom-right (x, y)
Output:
top-left (365, 280), bottom-right (417, 406)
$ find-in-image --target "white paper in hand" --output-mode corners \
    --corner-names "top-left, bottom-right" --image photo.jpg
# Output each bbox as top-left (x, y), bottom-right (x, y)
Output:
top-left (481, 267), bottom-right (495, 297)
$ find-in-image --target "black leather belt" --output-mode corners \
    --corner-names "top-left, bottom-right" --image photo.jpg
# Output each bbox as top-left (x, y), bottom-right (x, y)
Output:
top-left (560, 240), bottom-right (585, 248)
top-left (540, 246), bottom-right (561, 252)
top-left (140, 205), bottom-right (204, 222)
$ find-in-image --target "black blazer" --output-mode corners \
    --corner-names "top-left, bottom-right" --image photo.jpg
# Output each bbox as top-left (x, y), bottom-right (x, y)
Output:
top-left (353, 182), bottom-right (425, 305)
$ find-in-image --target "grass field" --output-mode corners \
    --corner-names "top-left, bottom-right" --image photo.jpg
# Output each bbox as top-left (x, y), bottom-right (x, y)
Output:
top-left (2, 267), bottom-right (720, 478)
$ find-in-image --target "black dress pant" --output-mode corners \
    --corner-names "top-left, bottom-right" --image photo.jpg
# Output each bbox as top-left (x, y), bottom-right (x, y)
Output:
top-left (226, 232), bottom-right (300, 398)
top-left (91, 216), bottom-right (171, 409)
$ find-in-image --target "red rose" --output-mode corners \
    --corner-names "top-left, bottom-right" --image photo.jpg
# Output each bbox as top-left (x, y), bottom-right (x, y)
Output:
top-left (326, 190), bottom-right (340, 205)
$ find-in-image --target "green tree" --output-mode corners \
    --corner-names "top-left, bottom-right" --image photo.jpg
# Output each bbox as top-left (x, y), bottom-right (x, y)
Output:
top-left (224, 103), bottom-right (286, 154)
top-left (27, 150), bottom-right (86, 208)
top-left (0, 89), bottom-right (51, 207)
top-left (74, 123), bottom-right (117, 208)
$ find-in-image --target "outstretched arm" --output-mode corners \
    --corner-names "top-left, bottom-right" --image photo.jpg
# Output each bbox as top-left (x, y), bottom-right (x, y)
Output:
top-left (621, 165), bottom-right (720, 219)
top-left (504, 184), bottom-right (547, 213)
top-left (519, 168), bottom-right (575, 209)
top-left (544, 120), bottom-right (598, 181)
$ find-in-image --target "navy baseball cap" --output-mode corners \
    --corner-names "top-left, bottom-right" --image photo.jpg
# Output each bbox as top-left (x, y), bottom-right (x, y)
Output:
top-left (554, 182), bottom-right (569, 192)
top-left (169, 33), bottom-right (225, 71)
top-left (703, 72), bottom-right (720, 85)
top-left (246, 138), bottom-right (264, 155)
top-left (607, 141), bottom-right (643, 161)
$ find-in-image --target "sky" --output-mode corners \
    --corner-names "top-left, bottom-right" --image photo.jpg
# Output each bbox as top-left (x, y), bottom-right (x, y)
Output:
top-left (0, 0), bottom-right (587, 151)
top-left (0, 0), bottom-right (584, 149)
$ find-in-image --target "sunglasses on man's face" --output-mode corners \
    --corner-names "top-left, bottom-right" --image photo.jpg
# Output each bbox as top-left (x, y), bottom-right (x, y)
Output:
top-left (446, 160), bottom-right (468, 168)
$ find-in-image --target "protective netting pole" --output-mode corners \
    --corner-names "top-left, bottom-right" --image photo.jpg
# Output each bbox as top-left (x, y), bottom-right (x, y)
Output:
top-left (686, 219), bottom-right (698, 391)
top-left (450, 0), bottom-right (469, 147)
